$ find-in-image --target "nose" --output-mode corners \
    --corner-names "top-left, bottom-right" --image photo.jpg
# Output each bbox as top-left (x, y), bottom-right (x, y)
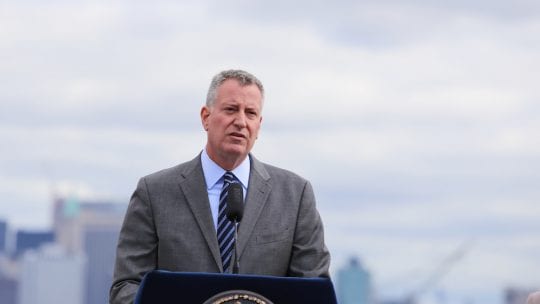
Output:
top-left (233, 112), bottom-right (247, 128)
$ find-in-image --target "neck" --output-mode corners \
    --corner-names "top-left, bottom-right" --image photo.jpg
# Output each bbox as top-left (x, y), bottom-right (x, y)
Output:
top-left (206, 149), bottom-right (247, 171)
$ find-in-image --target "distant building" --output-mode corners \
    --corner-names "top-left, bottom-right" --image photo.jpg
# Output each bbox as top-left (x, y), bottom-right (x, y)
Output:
top-left (337, 257), bottom-right (373, 304)
top-left (84, 227), bottom-right (121, 304)
top-left (0, 220), bottom-right (7, 254)
top-left (53, 197), bottom-right (126, 304)
top-left (18, 244), bottom-right (85, 304)
top-left (53, 198), bottom-right (126, 254)
top-left (15, 230), bottom-right (54, 257)
top-left (0, 275), bottom-right (17, 304)
top-left (505, 287), bottom-right (536, 304)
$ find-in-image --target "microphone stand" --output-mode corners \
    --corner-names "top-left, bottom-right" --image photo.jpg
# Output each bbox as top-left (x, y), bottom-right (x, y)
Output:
top-left (232, 221), bottom-right (240, 274)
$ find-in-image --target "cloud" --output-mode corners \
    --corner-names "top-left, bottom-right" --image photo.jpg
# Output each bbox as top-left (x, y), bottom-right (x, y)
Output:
top-left (0, 124), bottom-right (206, 229)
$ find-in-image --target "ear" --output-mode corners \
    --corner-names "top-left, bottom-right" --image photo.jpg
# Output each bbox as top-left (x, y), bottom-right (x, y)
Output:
top-left (256, 116), bottom-right (263, 139)
top-left (200, 106), bottom-right (211, 131)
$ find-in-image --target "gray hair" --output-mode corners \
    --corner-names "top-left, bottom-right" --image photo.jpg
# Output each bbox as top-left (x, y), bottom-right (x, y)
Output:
top-left (205, 69), bottom-right (265, 107)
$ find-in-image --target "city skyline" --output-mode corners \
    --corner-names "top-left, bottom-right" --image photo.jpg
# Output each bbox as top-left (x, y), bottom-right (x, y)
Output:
top-left (0, 209), bottom-right (537, 304)
top-left (0, 198), bottom-right (126, 304)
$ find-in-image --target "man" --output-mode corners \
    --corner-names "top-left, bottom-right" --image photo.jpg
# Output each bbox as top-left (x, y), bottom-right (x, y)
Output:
top-left (110, 70), bottom-right (330, 304)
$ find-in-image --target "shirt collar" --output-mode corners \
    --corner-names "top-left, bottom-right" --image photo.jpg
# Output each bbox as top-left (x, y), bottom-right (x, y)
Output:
top-left (201, 149), bottom-right (250, 190)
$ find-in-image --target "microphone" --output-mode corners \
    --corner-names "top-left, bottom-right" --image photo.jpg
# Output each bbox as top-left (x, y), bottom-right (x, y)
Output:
top-left (227, 183), bottom-right (244, 222)
top-left (226, 183), bottom-right (244, 274)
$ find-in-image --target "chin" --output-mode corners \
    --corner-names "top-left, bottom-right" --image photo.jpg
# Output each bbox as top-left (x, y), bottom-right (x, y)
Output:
top-left (223, 146), bottom-right (247, 159)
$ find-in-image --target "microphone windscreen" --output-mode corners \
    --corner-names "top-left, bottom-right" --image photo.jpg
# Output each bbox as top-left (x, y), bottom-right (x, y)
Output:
top-left (226, 183), bottom-right (244, 222)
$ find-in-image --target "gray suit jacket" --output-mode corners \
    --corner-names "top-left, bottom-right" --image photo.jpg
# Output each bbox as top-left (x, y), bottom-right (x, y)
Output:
top-left (110, 154), bottom-right (330, 304)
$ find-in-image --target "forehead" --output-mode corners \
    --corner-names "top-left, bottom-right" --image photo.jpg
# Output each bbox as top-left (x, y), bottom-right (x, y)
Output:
top-left (216, 79), bottom-right (263, 107)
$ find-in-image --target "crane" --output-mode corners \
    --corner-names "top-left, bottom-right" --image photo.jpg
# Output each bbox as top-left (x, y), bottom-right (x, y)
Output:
top-left (404, 240), bottom-right (473, 304)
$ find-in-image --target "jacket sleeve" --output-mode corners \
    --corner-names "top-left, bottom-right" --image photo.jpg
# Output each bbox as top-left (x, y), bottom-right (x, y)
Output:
top-left (287, 180), bottom-right (331, 277)
top-left (110, 178), bottom-right (158, 304)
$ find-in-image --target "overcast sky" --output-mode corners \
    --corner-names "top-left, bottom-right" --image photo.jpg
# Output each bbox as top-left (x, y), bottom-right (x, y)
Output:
top-left (1, 1), bottom-right (540, 303)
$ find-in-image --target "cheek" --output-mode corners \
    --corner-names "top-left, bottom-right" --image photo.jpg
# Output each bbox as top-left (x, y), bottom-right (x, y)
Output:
top-left (209, 117), bottom-right (225, 130)
top-left (249, 126), bottom-right (261, 140)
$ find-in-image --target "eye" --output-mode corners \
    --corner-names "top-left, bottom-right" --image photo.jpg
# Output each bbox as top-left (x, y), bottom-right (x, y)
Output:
top-left (246, 109), bottom-right (259, 118)
top-left (224, 106), bottom-right (236, 113)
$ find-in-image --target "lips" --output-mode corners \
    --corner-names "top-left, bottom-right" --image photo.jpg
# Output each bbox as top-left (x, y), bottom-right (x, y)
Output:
top-left (229, 132), bottom-right (246, 139)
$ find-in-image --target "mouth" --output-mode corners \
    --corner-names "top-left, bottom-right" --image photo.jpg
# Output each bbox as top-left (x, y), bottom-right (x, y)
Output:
top-left (229, 132), bottom-right (246, 140)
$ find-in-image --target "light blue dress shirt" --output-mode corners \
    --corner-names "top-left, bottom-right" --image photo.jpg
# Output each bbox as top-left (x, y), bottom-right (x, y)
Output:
top-left (200, 149), bottom-right (250, 230)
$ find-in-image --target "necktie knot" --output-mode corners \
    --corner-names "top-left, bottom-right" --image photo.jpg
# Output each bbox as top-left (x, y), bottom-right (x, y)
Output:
top-left (223, 171), bottom-right (237, 187)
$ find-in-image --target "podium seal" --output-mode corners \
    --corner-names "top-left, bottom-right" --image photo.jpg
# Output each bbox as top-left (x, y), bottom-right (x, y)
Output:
top-left (203, 290), bottom-right (274, 304)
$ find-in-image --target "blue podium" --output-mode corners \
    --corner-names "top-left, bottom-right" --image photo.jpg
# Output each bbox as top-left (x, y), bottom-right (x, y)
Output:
top-left (135, 270), bottom-right (337, 304)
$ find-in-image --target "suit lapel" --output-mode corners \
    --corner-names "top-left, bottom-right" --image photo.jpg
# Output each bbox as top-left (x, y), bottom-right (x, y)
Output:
top-left (178, 156), bottom-right (223, 272)
top-left (236, 155), bottom-right (271, 259)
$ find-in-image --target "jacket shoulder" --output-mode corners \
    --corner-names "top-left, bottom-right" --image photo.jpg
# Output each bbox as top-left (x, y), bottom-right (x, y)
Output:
top-left (141, 155), bottom-right (200, 183)
top-left (257, 161), bottom-right (309, 185)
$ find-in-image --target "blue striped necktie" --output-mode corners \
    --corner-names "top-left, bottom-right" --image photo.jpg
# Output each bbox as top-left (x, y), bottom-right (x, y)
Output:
top-left (217, 171), bottom-right (238, 272)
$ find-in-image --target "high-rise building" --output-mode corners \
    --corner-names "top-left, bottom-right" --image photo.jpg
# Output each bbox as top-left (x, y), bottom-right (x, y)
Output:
top-left (53, 197), bottom-right (126, 304)
top-left (505, 287), bottom-right (535, 304)
top-left (0, 253), bottom-right (18, 304)
top-left (0, 275), bottom-right (17, 304)
top-left (0, 220), bottom-right (7, 254)
top-left (14, 230), bottom-right (55, 257)
top-left (18, 244), bottom-right (85, 304)
top-left (337, 257), bottom-right (373, 304)
top-left (84, 227), bottom-right (121, 304)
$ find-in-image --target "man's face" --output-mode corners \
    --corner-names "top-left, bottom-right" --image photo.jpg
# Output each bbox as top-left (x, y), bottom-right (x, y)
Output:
top-left (201, 79), bottom-right (263, 168)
